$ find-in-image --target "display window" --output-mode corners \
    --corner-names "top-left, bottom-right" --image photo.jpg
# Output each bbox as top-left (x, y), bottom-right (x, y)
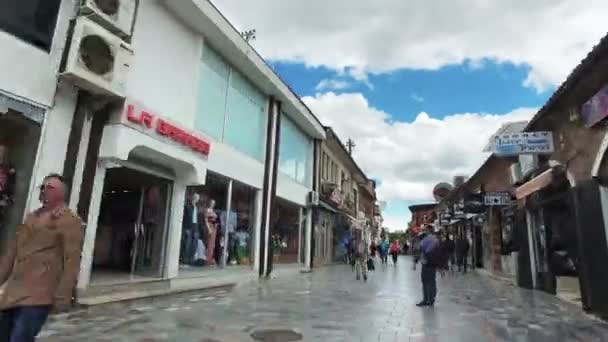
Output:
top-left (179, 172), bottom-right (257, 271)
top-left (271, 199), bottom-right (304, 264)
top-left (0, 111), bottom-right (41, 243)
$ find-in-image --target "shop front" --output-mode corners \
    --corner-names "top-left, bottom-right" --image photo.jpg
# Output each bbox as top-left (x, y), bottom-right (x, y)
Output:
top-left (178, 171), bottom-right (259, 273)
top-left (77, 100), bottom-right (209, 291)
top-left (0, 96), bottom-right (45, 244)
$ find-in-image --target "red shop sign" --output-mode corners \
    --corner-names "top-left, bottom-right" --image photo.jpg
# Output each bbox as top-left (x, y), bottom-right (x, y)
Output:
top-left (125, 104), bottom-right (211, 156)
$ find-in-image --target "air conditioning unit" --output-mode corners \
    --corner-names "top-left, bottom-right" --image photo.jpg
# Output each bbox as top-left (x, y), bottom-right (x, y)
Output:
top-left (61, 18), bottom-right (133, 98)
top-left (307, 191), bottom-right (320, 206)
top-left (510, 163), bottom-right (523, 185)
top-left (80, 0), bottom-right (137, 38)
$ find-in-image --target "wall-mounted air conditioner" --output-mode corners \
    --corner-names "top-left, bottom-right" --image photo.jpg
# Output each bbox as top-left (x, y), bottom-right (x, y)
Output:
top-left (510, 163), bottom-right (523, 185)
top-left (61, 18), bottom-right (133, 98)
top-left (80, 0), bottom-right (137, 38)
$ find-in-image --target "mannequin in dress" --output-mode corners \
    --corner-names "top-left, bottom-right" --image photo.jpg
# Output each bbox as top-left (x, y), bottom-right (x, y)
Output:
top-left (204, 199), bottom-right (218, 265)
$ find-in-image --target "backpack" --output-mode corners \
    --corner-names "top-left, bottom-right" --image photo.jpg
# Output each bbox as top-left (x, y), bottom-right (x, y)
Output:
top-left (425, 244), bottom-right (442, 267)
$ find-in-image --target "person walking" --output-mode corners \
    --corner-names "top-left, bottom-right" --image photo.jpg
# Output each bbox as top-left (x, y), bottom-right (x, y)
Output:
top-left (354, 236), bottom-right (368, 282)
top-left (0, 174), bottom-right (83, 341)
top-left (390, 240), bottom-right (400, 265)
top-left (416, 226), bottom-right (440, 307)
top-left (445, 235), bottom-right (456, 273)
top-left (378, 238), bottom-right (389, 265)
top-left (455, 234), bottom-right (470, 273)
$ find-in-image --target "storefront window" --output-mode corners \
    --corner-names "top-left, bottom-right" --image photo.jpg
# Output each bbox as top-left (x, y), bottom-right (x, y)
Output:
top-left (0, 0), bottom-right (61, 51)
top-left (272, 199), bottom-right (303, 264)
top-left (179, 172), bottom-right (257, 272)
top-left (279, 113), bottom-right (313, 186)
top-left (195, 45), bottom-right (267, 161)
top-left (0, 111), bottom-right (41, 243)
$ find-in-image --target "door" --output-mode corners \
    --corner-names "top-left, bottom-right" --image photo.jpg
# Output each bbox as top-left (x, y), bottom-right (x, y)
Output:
top-left (131, 182), bottom-right (172, 278)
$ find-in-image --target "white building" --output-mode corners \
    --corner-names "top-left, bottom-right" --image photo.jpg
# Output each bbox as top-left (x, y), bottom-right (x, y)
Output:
top-left (0, 0), bottom-right (325, 303)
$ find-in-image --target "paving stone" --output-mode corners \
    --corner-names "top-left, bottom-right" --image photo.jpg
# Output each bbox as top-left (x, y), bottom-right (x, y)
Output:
top-left (37, 257), bottom-right (608, 341)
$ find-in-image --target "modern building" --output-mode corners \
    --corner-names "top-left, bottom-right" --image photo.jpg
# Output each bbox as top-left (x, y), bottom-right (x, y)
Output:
top-left (1, 0), bottom-right (325, 304)
top-left (0, 1), bottom-right (77, 244)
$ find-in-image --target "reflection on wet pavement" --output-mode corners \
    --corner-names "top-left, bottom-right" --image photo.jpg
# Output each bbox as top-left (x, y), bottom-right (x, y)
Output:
top-left (40, 257), bottom-right (608, 341)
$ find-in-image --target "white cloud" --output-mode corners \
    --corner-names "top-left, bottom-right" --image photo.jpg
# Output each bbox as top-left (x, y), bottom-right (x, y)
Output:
top-left (315, 79), bottom-right (351, 91)
top-left (302, 92), bottom-right (536, 231)
top-left (212, 0), bottom-right (608, 91)
top-left (410, 93), bottom-right (425, 103)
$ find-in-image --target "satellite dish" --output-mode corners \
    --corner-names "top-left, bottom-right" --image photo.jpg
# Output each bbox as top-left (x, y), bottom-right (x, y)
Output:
top-left (433, 182), bottom-right (453, 202)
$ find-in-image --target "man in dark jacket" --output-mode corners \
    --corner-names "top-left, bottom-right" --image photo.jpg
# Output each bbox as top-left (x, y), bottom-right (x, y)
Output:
top-left (455, 235), bottom-right (470, 273)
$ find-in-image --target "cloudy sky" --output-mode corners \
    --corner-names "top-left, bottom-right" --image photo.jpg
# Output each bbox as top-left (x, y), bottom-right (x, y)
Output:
top-left (213, 0), bottom-right (608, 231)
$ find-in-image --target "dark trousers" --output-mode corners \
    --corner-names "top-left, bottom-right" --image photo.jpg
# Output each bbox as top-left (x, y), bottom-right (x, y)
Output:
top-left (391, 253), bottom-right (398, 264)
top-left (457, 255), bottom-right (468, 273)
top-left (0, 306), bottom-right (51, 342)
top-left (421, 264), bottom-right (437, 304)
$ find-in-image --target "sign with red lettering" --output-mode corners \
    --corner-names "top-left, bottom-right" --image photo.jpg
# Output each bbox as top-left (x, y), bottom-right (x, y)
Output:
top-left (124, 103), bottom-right (210, 156)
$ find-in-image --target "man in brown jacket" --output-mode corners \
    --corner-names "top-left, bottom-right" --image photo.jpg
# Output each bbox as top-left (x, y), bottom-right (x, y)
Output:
top-left (0, 174), bottom-right (83, 341)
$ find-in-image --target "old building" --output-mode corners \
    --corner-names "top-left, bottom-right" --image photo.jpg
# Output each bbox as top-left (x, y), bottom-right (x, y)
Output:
top-left (314, 127), bottom-right (377, 265)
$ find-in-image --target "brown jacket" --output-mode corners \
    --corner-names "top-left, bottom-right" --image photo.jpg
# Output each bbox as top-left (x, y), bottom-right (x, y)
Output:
top-left (0, 207), bottom-right (83, 309)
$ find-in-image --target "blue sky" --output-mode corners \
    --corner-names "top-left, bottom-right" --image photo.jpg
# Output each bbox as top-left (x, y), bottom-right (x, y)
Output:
top-left (213, 0), bottom-right (607, 231)
top-left (273, 61), bottom-right (552, 229)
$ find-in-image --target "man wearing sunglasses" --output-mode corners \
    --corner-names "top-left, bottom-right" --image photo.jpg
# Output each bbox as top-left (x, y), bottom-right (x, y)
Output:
top-left (0, 174), bottom-right (83, 341)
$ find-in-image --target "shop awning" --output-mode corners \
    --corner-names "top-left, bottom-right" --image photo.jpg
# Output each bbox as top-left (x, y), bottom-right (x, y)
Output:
top-left (99, 124), bottom-right (208, 185)
top-left (515, 168), bottom-right (553, 200)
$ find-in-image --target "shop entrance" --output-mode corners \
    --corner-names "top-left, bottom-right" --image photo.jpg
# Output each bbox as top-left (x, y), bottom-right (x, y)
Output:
top-left (0, 111), bottom-right (41, 244)
top-left (272, 199), bottom-right (304, 264)
top-left (92, 166), bottom-right (172, 283)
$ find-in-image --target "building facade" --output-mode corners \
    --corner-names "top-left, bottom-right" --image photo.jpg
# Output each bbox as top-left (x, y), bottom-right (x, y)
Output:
top-left (314, 127), bottom-right (376, 265)
top-left (0, 0), bottom-right (326, 303)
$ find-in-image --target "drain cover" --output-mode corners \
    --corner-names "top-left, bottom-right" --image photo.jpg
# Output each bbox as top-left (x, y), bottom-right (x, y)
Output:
top-left (250, 329), bottom-right (303, 342)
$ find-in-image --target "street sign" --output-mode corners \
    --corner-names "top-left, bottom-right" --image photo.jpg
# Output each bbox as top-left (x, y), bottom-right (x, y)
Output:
top-left (491, 131), bottom-right (554, 156)
top-left (484, 192), bottom-right (512, 206)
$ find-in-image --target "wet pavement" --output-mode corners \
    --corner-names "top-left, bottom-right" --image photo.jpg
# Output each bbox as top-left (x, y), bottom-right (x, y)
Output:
top-left (39, 256), bottom-right (608, 341)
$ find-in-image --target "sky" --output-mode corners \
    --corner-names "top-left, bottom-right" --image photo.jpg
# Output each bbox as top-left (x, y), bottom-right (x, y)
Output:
top-left (212, 0), bottom-right (608, 231)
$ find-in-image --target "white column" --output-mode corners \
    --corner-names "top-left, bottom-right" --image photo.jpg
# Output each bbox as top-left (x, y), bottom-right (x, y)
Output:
top-left (25, 83), bottom-right (78, 214)
top-left (221, 179), bottom-right (233, 268)
top-left (525, 210), bottom-right (538, 289)
top-left (298, 207), bottom-right (303, 264)
top-left (252, 189), bottom-right (263, 273)
top-left (165, 181), bottom-right (187, 279)
top-left (304, 208), bottom-right (313, 270)
top-left (68, 112), bottom-right (93, 210)
top-left (77, 161), bottom-right (106, 290)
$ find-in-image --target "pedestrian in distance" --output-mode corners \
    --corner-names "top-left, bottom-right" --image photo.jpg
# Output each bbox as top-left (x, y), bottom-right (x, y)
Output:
top-left (378, 238), bottom-right (389, 265)
top-left (0, 174), bottom-right (83, 341)
top-left (390, 240), bottom-right (400, 265)
top-left (354, 236), bottom-right (368, 282)
top-left (415, 226), bottom-right (441, 307)
top-left (438, 234), bottom-right (454, 277)
top-left (455, 234), bottom-right (470, 274)
top-left (412, 234), bottom-right (422, 271)
top-left (445, 234), bottom-right (456, 273)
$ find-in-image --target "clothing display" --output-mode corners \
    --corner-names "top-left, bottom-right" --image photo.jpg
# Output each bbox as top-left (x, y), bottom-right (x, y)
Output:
top-left (205, 203), bottom-right (218, 265)
top-left (0, 162), bottom-right (16, 229)
top-left (219, 210), bottom-right (237, 234)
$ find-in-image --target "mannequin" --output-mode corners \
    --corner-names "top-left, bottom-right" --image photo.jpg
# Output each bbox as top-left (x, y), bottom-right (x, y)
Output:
top-left (0, 145), bottom-right (16, 228)
top-left (204, 199), bottom-right (218, 265)
top-left (181, 192), bottom-right (201, 264)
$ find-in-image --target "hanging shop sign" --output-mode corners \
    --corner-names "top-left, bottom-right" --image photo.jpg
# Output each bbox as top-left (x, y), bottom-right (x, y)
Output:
top-left (491, 132), bottom-right (554, 156)
top-left (124, 102), bottom-right (211, 156)
top-left (581, 84), bottom-right (608, 128)
top-left (484, 192), bottom-right (512, 206)
top-left (463, 193), bottom-right (485, 214)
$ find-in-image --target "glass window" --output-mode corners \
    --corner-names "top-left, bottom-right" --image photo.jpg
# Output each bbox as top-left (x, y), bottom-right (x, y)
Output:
top-left (224, 71), bottom-right (267, 160)
top-left (279, 113), bottom-right (312, 185)
top-left (195, 45), bottom-right (268, 161)
top-left (195, 46), bottom-right (230, 140)
top-left (0, 0), bottom-right (61, 51)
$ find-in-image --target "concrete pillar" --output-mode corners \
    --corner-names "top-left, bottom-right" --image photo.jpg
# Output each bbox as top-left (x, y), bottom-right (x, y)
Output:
top-left (68, 110), bottom-right (93, 210)
top-left (165, 181), bottom-right (186, 279)
top-left (252, 189), bottom-right (263, 273)
top-left (77, 161), bottom-right (107, 290)
top-left (304, 209), bottom-right (313, 270)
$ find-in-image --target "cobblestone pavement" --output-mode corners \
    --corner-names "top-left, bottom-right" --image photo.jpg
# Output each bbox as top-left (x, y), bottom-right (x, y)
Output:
top-left (39, 257), bottom-right (608, 341)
